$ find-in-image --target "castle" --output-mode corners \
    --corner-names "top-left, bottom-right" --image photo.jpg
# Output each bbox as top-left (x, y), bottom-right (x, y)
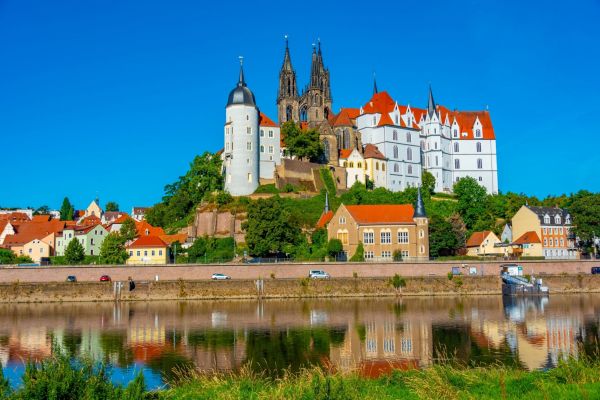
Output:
top-left (223, 39), bottom-right (498, 196)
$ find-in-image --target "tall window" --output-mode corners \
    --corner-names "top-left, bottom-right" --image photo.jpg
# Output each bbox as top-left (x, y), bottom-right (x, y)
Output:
top-left (363, 231), bottom-right (374, 244)
top-left (453, 129), bottom-right (458, 138)
top-left (260, 145), bottom-right (265, 153)
top-left (398, 231), bottom-right (409, 243)
top-left (555, 215), bottom-right (561, 224)
top-left (476, 142), bottom-right (482, 152)
top-left (455, 159), bottom-right (460, 169)
top-left (477, 159), bottom-right (483, 169)
top-left (381, 231), bottom-right (391, 244)
top-left (247, 127), bottom-right (251, 134)
top-left (454, 142), bottom-right (459, 152)
top-left (408, 165), bottom-right (413, 174)
top-left (260, 129), bottom-right (264, 137)
top-left (247, 142), bottom-right (252, 151)
top-left (406, 132), bottom-right (411, 143)
top-left (394, 163), bottom-right (399, 173)
top-left (475, 129), bottom-right (481, 138)
top-left (393, 130), bottom-right (398, 141)
top-left (544, 215), bottom-right (550, 224)
top-left (407, 147), bottom-right (412, 161)
top-left (393, 145), bottom-right (398, 158)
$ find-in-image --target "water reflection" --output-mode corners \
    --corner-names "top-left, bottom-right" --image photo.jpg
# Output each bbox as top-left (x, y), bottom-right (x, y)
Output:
top-left (1, 295), bottom-right (599, 388)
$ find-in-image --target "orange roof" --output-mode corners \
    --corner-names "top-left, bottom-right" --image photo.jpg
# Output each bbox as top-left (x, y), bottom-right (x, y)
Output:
top-left (513, 231), bottom-right (541, 245)
top-left (316, 211), bottom-right (333, 229)
top-left (363, 144), bottom-right (386, 160)
top-left (78, 215), bottom-right (101, 226)
top-left (466, 231), bottom-right (493, 247)
top-left (127, 236), bottom-right (168, 249)
top-left (135, 220), bottom-right (165, 237)
top-left (113, 214), bottom-right (132, 224)
top-left (344, 204), bottom-right (415, 225)
top-left (339, 149), bottom-right (353, 159)
top-left (32, 215), bottom-right (51, 222)
top-left (331, 108), bottom-right (354, 126)
top-left (259, 112), bottom-right (278, 127)
top-left (344, 108), bottom-right (360, 119)
top-left (159, 233), bottom-right (188, 245)
top-left (0, 212), bottom-right (30, 222)
top-left (362, 91), bottom-right (396, 115)
top-left (377, 112), bottom-right (394, 127)
top-left (3, 219), bottom-right (65, 246)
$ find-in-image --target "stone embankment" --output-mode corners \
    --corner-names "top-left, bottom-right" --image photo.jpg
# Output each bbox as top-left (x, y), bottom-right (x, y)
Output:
top-left (1, 274), bottom-right (599, 303)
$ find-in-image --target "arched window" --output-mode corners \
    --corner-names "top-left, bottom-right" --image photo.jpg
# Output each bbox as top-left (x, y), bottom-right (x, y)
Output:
top-left (322, 139), bottom-right (330, 163)
top-left (477, 158), bottom-right (483, 169)
top-left (286, 105), bottom-right (293, 122)
top-left (407, 147), bottom-right (412, 161)
top-left (393, 130), bottom-right (398, 141)
top-left (349, 162), bottom-right (354, 168)
top-left (454, 159), bottom-right (460, 169)
top-left (453, 129), bottom-right (458, 138)
top-left (376, 162), bottom-right (379, 171)
top-left (343, 161), bottom-right (348, 167)
top-left (260, 145), bottom-right (265, 153)
top-left (343, 129), bottom-right (351, 149)
top-left (565, 215), bottom-right (571, 224)
top-left (394, 163), bottom-right (399, 172)
top-left (382, 163), bottom-right (386, 171)
top-left (395, 115), bottom-right (399, 125)
top-left (476, 142), bottom-right (482, 153)
top-left (324, 107), bottom-right (329, 119)
top-left (393, 145), bottom-right (398, 159)
top-left (336, 130), bottom-right (342, 150)
top-left (406, 132), bottom-right (411, 143)
top-left (300, 107), bottom-right (308, 122)
top-left (454, 142), bottom-right (459, 152)
top-left (475, 129), bottom-right (481, 138)
top-left (357, 162), bottom-right (362, 168)
top-left (544, 215), bottom-right (550, 224)
top-left (408, 165), bottom-right (413, 175)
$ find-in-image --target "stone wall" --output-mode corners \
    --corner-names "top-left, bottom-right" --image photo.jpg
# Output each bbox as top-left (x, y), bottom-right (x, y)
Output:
top-left (191, 207), bottom-right (245, 241)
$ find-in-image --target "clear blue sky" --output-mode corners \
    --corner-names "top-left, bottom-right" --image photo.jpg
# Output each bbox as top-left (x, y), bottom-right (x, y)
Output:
top-left (1, 0), bottom-right (599, 212)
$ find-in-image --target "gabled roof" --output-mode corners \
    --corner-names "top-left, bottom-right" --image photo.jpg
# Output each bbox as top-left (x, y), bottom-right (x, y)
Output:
top-left (132, 207), bottom-right (148, 214)
top-left (79, 215), bottom-right (102, 226)
top-left (377, 112), bottom-right (394, 127)
top-left (0, 212), bottom-right (30, 222)
top-left (331, 108), bottom-right (355, 126)
top-left (159, 233), bottom-right (188, 245)
top-left (361, 91), bottom-right (396, 115)
top-left (32, 215), bottom-right (51, 222)
top-left (466, 231), bottom-right (494, 247)
top-left (526, 205), bottom-right (570, 226)
top-left (127, 236), bottom-right (168, 249)
top-left (344, 204), bottom-right (415, 225)
top-left (3, 219), bottom-right (65, 246)
top-left (363, 144), bottom-right (386, 160)
top-left (135, 220), bottom-right (165, 237)
top-left (339, 149), bottom-right (353, 159)
top-left (513, 231), bottom-right (541, 245)
top-left (316, 211), bottom-right (333, 229)
top-left (259, 112), bottom-right (278, 127)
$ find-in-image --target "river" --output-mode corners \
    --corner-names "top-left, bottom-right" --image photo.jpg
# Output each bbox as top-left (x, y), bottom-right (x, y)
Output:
top-left (1, 294), bottom-right (599, 389)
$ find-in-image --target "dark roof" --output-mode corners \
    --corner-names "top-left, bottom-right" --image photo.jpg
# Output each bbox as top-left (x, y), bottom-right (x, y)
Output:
top-left (413, 187), bottom-right (427, 218)
top-left (227, 65), bottom-right (256, 107)
top-left (526, 205), bottom-right (571, 226)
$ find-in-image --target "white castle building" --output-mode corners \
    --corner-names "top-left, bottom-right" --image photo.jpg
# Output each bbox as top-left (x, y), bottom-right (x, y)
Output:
top-left (222, 62), bottom-right (281, 196)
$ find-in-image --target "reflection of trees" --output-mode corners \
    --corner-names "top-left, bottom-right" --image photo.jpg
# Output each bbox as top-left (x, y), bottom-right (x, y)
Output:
top-left (99, 331), bottom-right (134, 367)
top-left (62, 330), bottom-right (82, 356)
top-left (581, 321), bottom-right (600, 357)
top-left (0, 335), bottom-right (8, 346)
top-left (187, 329), bottom-right (235, 349)
top-left (146, 351), bottom-right (194, 383)
top-left (244, 328), bottom-right (345, 376)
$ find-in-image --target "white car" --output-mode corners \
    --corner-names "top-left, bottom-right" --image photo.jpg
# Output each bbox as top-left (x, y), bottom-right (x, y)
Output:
top-left (211, 273), bottom-right (231, 280)
top-left (309, 270), bottom-right (330, 279)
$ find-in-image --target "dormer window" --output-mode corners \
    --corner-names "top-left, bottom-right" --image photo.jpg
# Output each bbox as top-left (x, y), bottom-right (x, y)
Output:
top-left (395, 115), bottom-right (399, 125)
top-left (475, 129), bottom-right (481, 138)
top-left (565, 215), bottom-right (571, 224)
top-left (544, 215), bottom-right (550, 224)
top-left (145, 228), bottom-right (149, 236)
top-left (555, 215), bottom-right (561, 224)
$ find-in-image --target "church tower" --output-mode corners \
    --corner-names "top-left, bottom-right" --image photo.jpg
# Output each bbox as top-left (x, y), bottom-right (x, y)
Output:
top-left (277, 36), bottom-right (299, 125)
top-left (413, 187), bottom-right (429, 260)
top-left (223, 59), bottom-right (259, 196)
top-left (300, 40), bottom-right (332, 125)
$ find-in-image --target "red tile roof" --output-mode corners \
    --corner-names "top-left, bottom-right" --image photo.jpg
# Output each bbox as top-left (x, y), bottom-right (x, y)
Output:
top-left (0, 212), bottom-right (30, 222)
top-left (332, 108), bottom-right (354, 126)
top-left (159, 233), bottom-right (188, 245)
top-left (377, 112), bottom-right (395, 127)
top-left (339, 149), bottom-right (353, 159)
top-left (259, 112), bottom-right (278, 127)
top-left (127, 236), bottom-right (168, 248)
top-left (135, 220), bottom-right (165, 237)
top-left (363, 144), bottom-right (386, 160)
top-left (513, 231), bottom-right (541, 245)
top-left (3, 220), bottom-right (65, 246)
top-left (345, 204), bottom-right (415, 225)
top-left (466, 231), bottom-right (493, 247)
top-left (316, 211), bottom-right (333, 229)
top-left (361, 91), bottom-right (396, 115)
top-left (32, 215), bottom-right (51, 222)
top-left (78, 215), bottom-right (101, 226)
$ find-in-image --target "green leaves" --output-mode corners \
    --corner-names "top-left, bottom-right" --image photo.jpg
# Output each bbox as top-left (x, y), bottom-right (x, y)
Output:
top-left (64, 238), bottom-right (85, 265)
top-left (98, 233), bottom-right (129, 265)
top-left (60, 197), bottom-right (74, 221)
top-left (281, 121), bottom-right (324, 162)
top-left (119, 219), bottom-right (137, 242)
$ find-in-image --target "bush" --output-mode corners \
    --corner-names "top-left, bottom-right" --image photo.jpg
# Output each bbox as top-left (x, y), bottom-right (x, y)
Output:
top-left (447, 272), bottom-right (454, 281)
top-left (326, 239), bottom-right (343, 257)
top-left (350, 242), bottom-right (364, 262)
top-left (254, 184), bottom-right (280, 194)
top-left (215, 191), bottom-right (233, 206)
top-left (393, 250), bottom-right (403, 261)
top-left (389, 274), bottom-right (406, 293)
top-left (283, 183), bottom-right (297, 193)
top-left (64, 239), bottom-right (85, 265)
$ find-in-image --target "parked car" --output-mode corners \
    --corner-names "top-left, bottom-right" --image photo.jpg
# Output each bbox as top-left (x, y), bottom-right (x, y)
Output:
top-left (100, 275), bottom-right (111, 282)
top-left (66, 275), bottom-right (77, 282)
top-left (591, 267), bottom-right (600, 275)
top-left (309, 270), bottom-right (330, 279)
top-left (211, 273), bottom-right (231, 280)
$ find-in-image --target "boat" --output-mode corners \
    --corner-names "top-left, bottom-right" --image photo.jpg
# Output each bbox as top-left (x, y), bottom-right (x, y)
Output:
top-left (500, 264), bottom-right (549, 296)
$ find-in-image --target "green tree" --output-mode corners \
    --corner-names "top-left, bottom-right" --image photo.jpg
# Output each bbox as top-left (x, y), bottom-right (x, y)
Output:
top-left (33, 205), bottom-right (50, 215)
top-left (326, 239), bottom-right (343, 258)
top-left (453, 177), bottom-right (487, 230)
top-left (422, 170), bottom-right (436, 195)
top-left (0, 249), bottom-right (15, 264)
top-left (429, 215), bottom-right (459, 257)
top-left (105, 201), bottom-right (119, 212)
top-left (281, 121), bottom-right (324, 162)
top-left (15, 255), bottom-right (34, 264)
top-left (145, 203), bottom-right (167, 228)
top-left (99, 233), bottom-right (129, 264)
top-left (119, 219), bottom-right (137, 242)
top-left (389, 274), bottom-right (406, 295)
top-left (242, 196), bottom-right (302, 257)
top-left (60, 197), bottom-right (74, 221)
top-left (350, 242), bottom-right (364, 262)
top-left (570, 191), bottom-right (600, 241)
top-left (64, 239), bottom-right (85, 265)
top-left (448, 213), bottom-right (468, 251)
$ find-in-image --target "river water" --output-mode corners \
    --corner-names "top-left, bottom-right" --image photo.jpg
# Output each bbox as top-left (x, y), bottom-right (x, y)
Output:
top-left (1, 294), bottom-right (599, 389)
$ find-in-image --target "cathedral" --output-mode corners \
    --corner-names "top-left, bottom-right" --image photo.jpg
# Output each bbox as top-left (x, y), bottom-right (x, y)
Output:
top-left (276, 38), bottom-right (498, 194)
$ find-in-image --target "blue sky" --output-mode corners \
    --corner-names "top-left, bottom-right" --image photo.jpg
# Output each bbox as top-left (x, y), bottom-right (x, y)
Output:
top-left (1, 0), bottom-right (599, 212)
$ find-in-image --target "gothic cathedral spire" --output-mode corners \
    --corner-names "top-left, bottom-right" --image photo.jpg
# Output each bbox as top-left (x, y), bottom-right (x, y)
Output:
top-left (427, 85), bottom-right (437, 117)
top-left (277, 35), bottom-right (299, 124)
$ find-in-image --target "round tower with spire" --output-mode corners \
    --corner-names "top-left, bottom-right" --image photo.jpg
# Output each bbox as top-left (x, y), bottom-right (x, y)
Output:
top-left (223, 58), bottom-right (260, 196)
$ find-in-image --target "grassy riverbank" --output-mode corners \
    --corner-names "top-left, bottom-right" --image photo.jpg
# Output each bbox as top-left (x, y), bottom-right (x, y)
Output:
top-left (3, 355), bottom-right (600, 400)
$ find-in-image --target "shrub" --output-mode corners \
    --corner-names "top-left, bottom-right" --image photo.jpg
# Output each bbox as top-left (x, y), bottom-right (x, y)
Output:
top-left (254, 184), bottom-right (280, 194)
top-left (284, 183), bottom-right (296, 193)
top-left (454, 277), bottom-right (463, 287)
top-left (350, 242), bottom-right (364, 262)
top-left (390, 274), bottom-right (407, 294)
top-left (326, 239), bottom-right (343, 257)
top-left (447, 272), bottom-right (454, 281)
top-left (215, 191), bottom-right (233, 206)
top-left (64, 239), bottom-right (85, 265)
top-left (393, 250), bottom-right (403, 262)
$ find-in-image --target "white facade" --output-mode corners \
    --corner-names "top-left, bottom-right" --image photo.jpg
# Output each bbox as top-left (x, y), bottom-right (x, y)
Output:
top-left (258, 115), bottom-right (281, 180)
top-left (223, 104), bottom-right (259, 196)
top-left (339, 148), bottom-right (366, 187)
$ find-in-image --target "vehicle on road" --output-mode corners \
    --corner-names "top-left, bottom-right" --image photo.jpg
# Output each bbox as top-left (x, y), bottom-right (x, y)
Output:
top-left (211, 273), bottom-right (231, 280)
top-left (309, 270), bottom-right (330, 279)
top-left (592, 267), bottom-right (600, 275)
top-left (100, 275), bottom-right (111, 282)
top-left (66, 276), bottom-right (77, 282)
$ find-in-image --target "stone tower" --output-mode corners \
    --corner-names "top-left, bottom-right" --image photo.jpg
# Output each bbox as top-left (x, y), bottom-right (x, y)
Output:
top-left (223, 60), bottom-right (260, 196)
top-left (299, 40), bottom-right (332, 125)
top-left (277, 36), bottom-right (299, 125)
top-left (413, 187), bottom-right (430, 260)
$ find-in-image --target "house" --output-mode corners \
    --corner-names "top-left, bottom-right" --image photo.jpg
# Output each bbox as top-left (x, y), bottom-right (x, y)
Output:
top-left (465, 231), bottom-right (504, 257)
top-left (511, 205), bottom-right (577, 259)
top-left (3, 218), bottom-right (65, 262)
top-left (324, 189), bottom-right (428, 261)
top-left (126, 236), bottom-right (169, 265)
top-left (339, 148), bottom-right (366, 188)
top-left (54, 224), bottom-right (108, 257)
top-left (102, 211), bottom-right (128, 224)
top-left (501, 224), bottom-right (512, 243)
top-left (132, 207), bottom-right (148, 222)
top-left (363, 144), bottom-right (387, 189)
top-left (0, 220), bottom-right (17, 245)
top-left (512, 231), bottom-right (543, 258)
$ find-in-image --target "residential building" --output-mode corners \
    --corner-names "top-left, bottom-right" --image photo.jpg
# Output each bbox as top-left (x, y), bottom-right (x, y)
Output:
top-left (511, 231), bottom-right (543, 258)
top-left (54, 224), bottom-right (108, 257)
top-left (363, 144), bottom-right (387, 189)
top-left (126, 236), bottom-right (169, 265)
top-left (339, 148), bottom-right (365, 188)
top-left (258, 112), bottom-right (281, 180)
top-left (3, 218), bottom-right (65, 262)
top-left (132, 208), bottom-right (148, 222)
top-left (324, 189), bottom-right (428, 261)
top-left (511, 205), bottom-right (577, 259)
top-left (465, 231), bottom-right (504, 257)
top-left (501, 224), bottom-right (513, 243)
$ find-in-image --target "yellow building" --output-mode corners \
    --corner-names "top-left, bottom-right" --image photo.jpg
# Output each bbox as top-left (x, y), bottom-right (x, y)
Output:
top-left (126, 236), bottom-right (169, 265)
top-left (512, 231), bottom-right (543, 258)
top-left (465, 231), bottom-right (503, 257)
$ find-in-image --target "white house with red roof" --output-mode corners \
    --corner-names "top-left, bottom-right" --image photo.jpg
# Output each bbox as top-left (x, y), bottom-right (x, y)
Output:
top-left (258, 112), bottom-right (281, 180)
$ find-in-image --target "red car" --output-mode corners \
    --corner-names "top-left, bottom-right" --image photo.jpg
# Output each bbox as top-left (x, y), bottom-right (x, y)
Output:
top-left (100, 275), bottom-right (111, 282)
